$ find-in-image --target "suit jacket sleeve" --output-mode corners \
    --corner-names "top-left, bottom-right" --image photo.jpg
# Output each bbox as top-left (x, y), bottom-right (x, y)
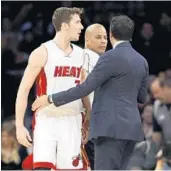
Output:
top-left (137, 60), bottom-right (149, 104)
top-left (52, 51), bottom-right (115, 107)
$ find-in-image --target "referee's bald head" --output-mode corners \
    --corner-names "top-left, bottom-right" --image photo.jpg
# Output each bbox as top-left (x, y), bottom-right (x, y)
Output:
top-left (85, 24), bottom-right (105, 38)
top-left (85, 23), bottom-right (107, 55)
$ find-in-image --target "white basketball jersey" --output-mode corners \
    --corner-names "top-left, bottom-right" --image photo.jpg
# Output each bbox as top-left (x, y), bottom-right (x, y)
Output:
top-left (36, 40), bottom-right (85, 117)
top-left (83, 49), bottom-right (100, 105)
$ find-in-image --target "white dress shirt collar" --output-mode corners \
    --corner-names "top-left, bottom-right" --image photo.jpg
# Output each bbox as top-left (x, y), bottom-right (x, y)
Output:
top-left (113, 40), bottom-right (128, 49)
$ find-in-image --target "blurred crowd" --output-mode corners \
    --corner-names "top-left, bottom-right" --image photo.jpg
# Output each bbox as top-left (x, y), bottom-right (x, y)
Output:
top-left (127, 69), bottom-right (171, 170)
top-left (1, 1), bottom-right (171, 170)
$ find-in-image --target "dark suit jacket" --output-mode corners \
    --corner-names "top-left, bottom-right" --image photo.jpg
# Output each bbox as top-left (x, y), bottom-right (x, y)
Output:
top-left (52, 42), bottom-right (149, 141)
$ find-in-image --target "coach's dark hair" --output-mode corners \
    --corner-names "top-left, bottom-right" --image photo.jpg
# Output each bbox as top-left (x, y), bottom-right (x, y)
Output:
top-left (52, 7), bottom-right (83, 32)
top-left (110, 15), bottom-right (135, 41)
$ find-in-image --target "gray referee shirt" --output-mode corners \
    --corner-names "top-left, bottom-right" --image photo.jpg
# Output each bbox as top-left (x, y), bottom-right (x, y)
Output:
top-left (153, 100), bottom-right (171, 141)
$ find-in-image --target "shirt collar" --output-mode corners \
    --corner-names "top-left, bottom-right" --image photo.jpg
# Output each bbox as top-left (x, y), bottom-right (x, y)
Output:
top-left (113, 40), bottom-right (128, 49)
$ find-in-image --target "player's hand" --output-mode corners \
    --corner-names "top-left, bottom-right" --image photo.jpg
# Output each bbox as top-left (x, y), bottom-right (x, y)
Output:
top-left (82, 127), bottom-right (89, 145)
top-left (32, 95), bottom-right (49, 111)
top-left (16, 125), bottom-right (32, 147)
top-left (82, 119), bottom-right (89, 145)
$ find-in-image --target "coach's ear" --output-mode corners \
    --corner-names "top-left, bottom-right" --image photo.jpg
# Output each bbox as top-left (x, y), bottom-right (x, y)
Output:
top-left (109, 31), bottom-right (114, 46)
top-left (109, 31), bottom-right (112, 38)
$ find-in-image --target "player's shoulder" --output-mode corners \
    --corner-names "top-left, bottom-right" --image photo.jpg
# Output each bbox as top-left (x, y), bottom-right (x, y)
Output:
top-left (31, 44), bottom-right (47, 57)
top-left (72, 43), bottom-right (84, 53)
top-left (29, 44), bottom-right (48, 67)
top-left (84, 48), bottom-right (99, 58)
top-left (42, 40), bottom-right (53, 47)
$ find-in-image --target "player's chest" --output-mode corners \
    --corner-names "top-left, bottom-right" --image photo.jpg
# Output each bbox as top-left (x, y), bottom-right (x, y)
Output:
top-left (45, 56), bottom-right (83, 78)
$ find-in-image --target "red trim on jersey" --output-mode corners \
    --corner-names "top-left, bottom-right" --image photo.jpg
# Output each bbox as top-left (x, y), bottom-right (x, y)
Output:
top-left (36, 68), bottom-right (47, 96)
top-left (22, 153), bottom-right (33, 170)
top-left (32, 68), bottom-right (47, 130)
top-left (34, 162), bottom-right (56, 170)
top-left (22, 146), bottom-right (90, 170)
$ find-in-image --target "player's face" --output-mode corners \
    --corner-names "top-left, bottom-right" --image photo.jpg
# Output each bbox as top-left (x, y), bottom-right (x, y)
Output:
top-left (68, 14), bottom-right (84, 41)
top-left (87, 28), bottom-right (107, 55)
top-left (162, 86), bottom-right (171, 103)
top-left (150, 82), bottom-right (164, 100)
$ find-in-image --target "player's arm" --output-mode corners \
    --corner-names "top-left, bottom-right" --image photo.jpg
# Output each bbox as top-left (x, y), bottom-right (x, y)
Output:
top-left (81, 69), bottom-right (91, 121)
top-left (15, 45), bottom-right (47, 147)
top-left (80, 69), bottom-right (91, 145)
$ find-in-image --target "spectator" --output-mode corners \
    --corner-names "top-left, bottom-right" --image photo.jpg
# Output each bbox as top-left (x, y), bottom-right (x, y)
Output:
top-left (141, 103), bottom-right (153, 139)
top-left (127, 139), bottom-right (158, 170)
top-left (1, 120), bottom-right (28, 170)
top-left (32, 13), bottom-right (47, 47)
top-left (18, 29), bottom-right (35, 54)
top-left (132, 22), bottom-right (157, 74)
top-left (127, 103), bottom-right (158, 170)
top-left (150, 78), bottom-right (164, 101)
top-left (155, 12), bottom-right (171, 72)
top-left (152, 75), bottom-right (171, 170)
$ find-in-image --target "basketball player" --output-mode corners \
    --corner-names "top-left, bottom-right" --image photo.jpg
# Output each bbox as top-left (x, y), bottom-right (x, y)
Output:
top-left (31, 24), bottom-right (108, 111)
top-left (15, 7), bottom-right (90, 170)
top-left (22, 23), bottom-right (107, 171)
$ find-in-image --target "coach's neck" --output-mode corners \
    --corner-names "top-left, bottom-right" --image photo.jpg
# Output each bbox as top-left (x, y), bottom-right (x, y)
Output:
top-left (109, 31), bottom-right (128, 48)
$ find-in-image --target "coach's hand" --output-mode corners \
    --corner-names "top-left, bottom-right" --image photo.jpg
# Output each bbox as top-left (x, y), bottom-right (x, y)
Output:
top-left (32, 95), bottom-right (49, 111)
top-left (16, 125), bottom-right (32, 147)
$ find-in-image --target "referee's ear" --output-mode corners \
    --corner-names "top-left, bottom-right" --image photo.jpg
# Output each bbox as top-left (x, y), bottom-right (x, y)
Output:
top-left (85, 37), bottom-right (89, 47)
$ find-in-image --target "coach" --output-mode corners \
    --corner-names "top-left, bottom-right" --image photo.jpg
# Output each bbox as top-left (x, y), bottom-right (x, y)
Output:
top-left (32, 15), bottom-right (149, 170)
